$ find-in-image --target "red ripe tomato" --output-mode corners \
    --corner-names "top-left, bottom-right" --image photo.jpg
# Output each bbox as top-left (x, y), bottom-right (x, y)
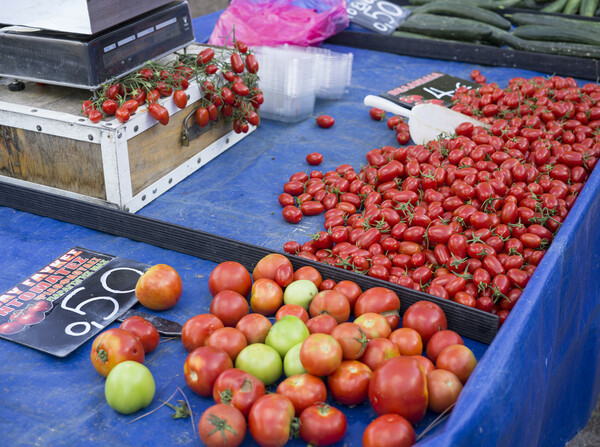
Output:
top-left (368, 356), bottom-right (428, 424)
top-left (333, 280), bottom-right (362, 310)
top-left (206, 327), bottom-right (248, 362)
top-left (236, 313), bottom-right (272, 344)
top-left (276, 304), bottom-right (309, 323)
top-left (425, 329), bottom-right (464, 363)
top-left (198, 48), bottom-right (214, 64)
top-left (119, 316), bottom-right (160, 354)
top-left (411, 355), bottom-right (435, 375)
top-left (275, 263), bottom-right (295, 288)
top-left (173, 90), bottom-right (188, 109)
top-left (198, 403), bottom-right (246, 447)
top-left (208, 261), bottom-right (252, 298)
top-left (90, 328), bottom-right (144, 377)
top-left (401, 300), bottom-right (448, 344)
top-left (282, 205), bottom-right (303, 224)
top-left (181, 313), bottom-right (224, 352)
top-left (250, 278), bottom-right (283, 316)
top-left (369, 107), bottom-right (386, 121)
top-left (276, 373), bottom-right (327, 415)
top-left (305, 314), bottom-right (338, 334)
top-left (330, 322), bottom-right (369, 360)
top-left (299, 404), bottom-right (347, 446)
top-left (316, 115), bottom-right (335, 128)
top-left (362, 414), bottom-right (415, 447)
top-left (354, 312), bottom-right (392, 339)
top-left (209, 290), bottom-right (250, 327)
top-left (102, 99), bottom-right (118, 115)
top-left (245, 53), bottom-right (259, 74)
top-left (359, 338), bottom-right (400, 371)
top-left (427, 369), bottom-right (463, 414)
top-left (184, 345), bottom-right (233, 396)
top-left (436, 344), bottom-right (478, 384)
top-left (248, 394), bottom-right (296, 447)
top-left (122, 99), bottom-right (139, 114)
top-left (115, 106), bottom-right (130, 123)
top-left (135, 264), bottom-right (182, 311)
top-left (293, 266), bottom-right (323, 288)
top-left (327, 360), bottom-right (373, 405)
top-left (88, 109), bottom-right (102, 123)
top-left (195, 107), bottom-right (209, 127)
top-left (253, 254), bottom-right (293, 281)
top-left (389, 327), bottom-right (423, 356)
top-left (212, 368), bottom-right (266, 418)
top-left (230, 52), bottom-right (245, 73)
top-left (300, 333), bottom-right (343, 377)
top-left (308, 290), bottom-right (350, 324)
top-left (354, 287), bottom-right (401, 330)
top-left (306, 152), bottom-right (324, 166)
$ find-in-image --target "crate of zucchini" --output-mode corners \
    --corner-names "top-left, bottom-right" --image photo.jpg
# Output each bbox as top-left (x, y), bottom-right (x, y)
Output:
top-left (327, 0), bottom-right (600, 80)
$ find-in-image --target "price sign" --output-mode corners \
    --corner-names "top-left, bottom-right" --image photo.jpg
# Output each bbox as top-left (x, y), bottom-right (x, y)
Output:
top-left (379, 72), bottom-right (480, 109)
top-left (0, 247), bottom-right (149, 357)
top-left (347, 0), bottom-right (410, 35)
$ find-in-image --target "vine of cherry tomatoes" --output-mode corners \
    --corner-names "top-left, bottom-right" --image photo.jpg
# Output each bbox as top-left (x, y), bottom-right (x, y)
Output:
top-left (81, 39), bottom-right (262, 134)
top-left (279, 74), bottom-right (600, 328)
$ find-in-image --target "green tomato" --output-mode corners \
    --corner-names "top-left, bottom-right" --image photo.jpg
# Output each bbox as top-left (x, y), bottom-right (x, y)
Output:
top-left (265, 315), bottom-right (310, 358)
top-left (235, 343), bottom-right (282, 385)
top-left (283, 280), bottom-right (318, 310)
top-left (105, 361), bottom-right (155, 414)
top-left (283, 342), bottom-right (307, 377)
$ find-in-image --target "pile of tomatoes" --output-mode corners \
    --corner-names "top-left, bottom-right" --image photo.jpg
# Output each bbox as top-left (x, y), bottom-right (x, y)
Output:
top-left (181, 255), bottom-right (477, 447)
top-left (279, 73), bottom-right (600, 327)
top-left (81, 40), bottom-right (262, 134)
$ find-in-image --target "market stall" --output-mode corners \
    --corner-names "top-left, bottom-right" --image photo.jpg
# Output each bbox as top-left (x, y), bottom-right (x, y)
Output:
top-left (1, 3), bottom-right (600, 446)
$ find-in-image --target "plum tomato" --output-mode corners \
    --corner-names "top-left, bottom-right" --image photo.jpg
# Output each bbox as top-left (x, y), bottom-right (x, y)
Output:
top-left (181, 313), bottom-right (224, 352)
top-left (276, 373), bottom-right (328, 416)
top-left (90, 328), bottom-right (145, 377)
top-left (208, 261), bottom-right (252, 298)
top-left (198, 403), bottom-right (246, 447)
top-left (306, 152), bottom-right (324, 166)
top-left (135, 264), bottom-right (182, 311)
top-left (316, 115), bottom-right (335, 128)
top-left (184, 345), bottom-right (233, 396)
top-left (362, 414), bottom-right (415, 447)
top-left (369, 107), bottom-right (386, 121)
top-left (119, 316), bottom-right (160, 354)
top-left (209, 290), bottom-right (250, 327)
top-left (299, 403), bottom-right (347, 446)
top-left (105, 361), bottom-right (155, 414)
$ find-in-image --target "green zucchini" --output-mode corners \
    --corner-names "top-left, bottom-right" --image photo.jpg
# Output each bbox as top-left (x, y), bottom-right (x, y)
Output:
top-left (513, 24), bottom-right (600, 45)
top-left (493, 29), bottom-right (600, 58)
top-left (408, 0), bottom-right (522, 10)
top-left (580, 0), bottom-right (599, 15)
top-left (563, 0), bottom-right (582, 13)
top-left (411, 1), bottom-right (513, 29)
top-left (540, 0), bottom-right (569, 11)
top-left (397, 13), bottom-right (500, 42)
top-left (508, 11), bottom-right (600, 31)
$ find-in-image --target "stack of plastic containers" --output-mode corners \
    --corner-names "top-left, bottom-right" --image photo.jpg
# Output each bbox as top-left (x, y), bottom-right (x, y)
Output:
top-left (254, 45), bottom-right (353, 123)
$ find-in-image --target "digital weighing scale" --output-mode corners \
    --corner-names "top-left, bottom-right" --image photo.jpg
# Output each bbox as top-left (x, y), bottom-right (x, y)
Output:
top-left (0, 1), bottom-right (195, 90)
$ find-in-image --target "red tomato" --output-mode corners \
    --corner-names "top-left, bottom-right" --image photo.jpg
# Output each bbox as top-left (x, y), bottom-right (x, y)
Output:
top-left (135, 264), bottom-right (182, 310)
top-left (359, 338), bottom-right (400, 371)
top-left (411, 355), bottom-right (435, 375)
top-left (308, 290), bottom-right (350, 324)
top-left (368, 356), bottom-right (428, 424)
top-left (427, 369), bottom-right (463, 414)
top-left (305, 314), bottom-right (338, 334)
top-left (369, 107), bottom-right (386, 121)
top-left (198, 403), bottom-right (246, 447)
top-left (401, 300), bottom-right (448, 344)
top-left (253, 254), bottom-right (293, 281)
top-left (276, 304), bottom-right (309, 323)
top-left (119, 316), bottom-right (160, 354)
top-left (316, 115), bottom-right (335, 128)
top-left (293, 266), bottom-right (323, 288)
top-left (213, 368), bottom-right (266, 418)
top-left (282, 205), bottom-right (303, 223)
top-left (235, 313), bottom-right (272, 344)
top-left (88, 109), bottom-right (102, 123)
top-left (330, 322), bottom-right (369, 360)
top-left (276, 373), bottom-right (328, 415)
top-left (327, 360), bottom-right (373, 406)
top-left (306, 152), bottom-right (324, 166)
top-left (426, 329), bottom-right (464, 363)
top-left (300, 333), bottom-right (343, 376)
top-left (354, 287), bottom-right (401, 330)
top-left (245, 53), bottom-right (259, 74)
top-left (102, 99), bottom-right (118, 115)
top-left (90, 328), bottom-right (144, 377)
top-left (436, 344), bottom-right (478, 384)
top-left (115, 106), bottom-right (130, 123)
top-left (354, 312), bottom-right (392, 339)
top-left (122, 99), bottom-right (139, 114)
top-left (250, 278), bottom-right (283, 316)
top-left (248, 394), bottom-right (296, 447)
top-left (173, 90), bottom-right (188, 109)
top-left (209, 290), bottom-right (250, 327)
top-left (195, 107), bottom-right (209, 127)
top-left (332, 280), bottom-right (363, 310)
top-left (181, 314), bottom-right (224, 352)
top-left (299, 404), bottom-right (347, 446)
top-left (230, 52), bottom-right (245, 73)
top-left (208, 261), bottom-right (252, 298)
top-left (198, 48), bottom-right (215, 64)
top-left (184, 345), bottom-right (233, 396)
top-left (389, 327), bottom-right (423, 356)
top-left (206, 327), bottom-right (248, 362)
top-left (362, 414), bottom-right (415, 447)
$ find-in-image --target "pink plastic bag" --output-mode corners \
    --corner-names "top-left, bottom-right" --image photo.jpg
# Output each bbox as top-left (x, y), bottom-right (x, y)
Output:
top-left (208, 0), bottom-right (349, 47)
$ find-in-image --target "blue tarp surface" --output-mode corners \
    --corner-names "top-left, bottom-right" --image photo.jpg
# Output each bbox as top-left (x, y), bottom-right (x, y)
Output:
top-left (0, 10), bottom-right (599, 447)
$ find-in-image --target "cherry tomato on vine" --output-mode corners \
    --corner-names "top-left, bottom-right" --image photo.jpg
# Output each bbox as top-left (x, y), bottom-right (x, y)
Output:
top-left (316, 115), bottom-right (335, 128)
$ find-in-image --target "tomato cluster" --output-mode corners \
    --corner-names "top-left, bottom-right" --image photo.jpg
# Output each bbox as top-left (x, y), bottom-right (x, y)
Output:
top-left (81, 41), bottom-right (262, 134)
top-left (183, 258), bottom-right (478, 446)
top-left (280, 74), bottom-right (600, 327)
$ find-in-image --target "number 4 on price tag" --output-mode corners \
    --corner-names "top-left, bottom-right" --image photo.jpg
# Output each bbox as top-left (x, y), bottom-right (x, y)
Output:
top-left (347, 0), bottom-right (411, 35)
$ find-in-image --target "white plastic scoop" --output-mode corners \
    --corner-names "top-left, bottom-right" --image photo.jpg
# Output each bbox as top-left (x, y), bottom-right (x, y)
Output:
top-left (364, 95), bottom-right (486, 145)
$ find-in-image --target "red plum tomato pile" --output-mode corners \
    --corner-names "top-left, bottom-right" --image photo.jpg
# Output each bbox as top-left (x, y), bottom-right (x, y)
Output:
top-left (279, 74), bottom-right (600, 328)
top-left (181, 258), bottom-right (478, 446)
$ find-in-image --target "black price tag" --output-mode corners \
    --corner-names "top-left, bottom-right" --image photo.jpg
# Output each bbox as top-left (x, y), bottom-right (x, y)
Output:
top-left (380, 72), bottom-right (479, 109)
top-left (347, 0), bottom-right (410, 35)
top-left (0, 247), bottom-right (150, 357)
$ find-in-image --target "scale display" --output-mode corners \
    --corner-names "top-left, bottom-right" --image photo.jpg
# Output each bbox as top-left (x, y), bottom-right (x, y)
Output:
top-left (0, 1), bottom-right (195, 89)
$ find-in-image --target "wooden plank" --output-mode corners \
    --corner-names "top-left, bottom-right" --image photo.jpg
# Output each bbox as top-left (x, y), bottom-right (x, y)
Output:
top-left (0, 125), bottom-right (106, 199)
top-left (0, 80), bottom-right (89, 115)
top-left (127, 103), bottom-right (232, 195)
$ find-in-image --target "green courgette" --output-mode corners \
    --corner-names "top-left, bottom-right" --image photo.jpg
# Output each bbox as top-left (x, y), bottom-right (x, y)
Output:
top-left (513, 24), bottom-right (600, 45)
top-left (540, 0), bottom-right (569, 12)
top-left (508, 11), bottom-right (600, 31)
top-left (563, 0), bottom-right (582, 14)
top-left (580, 0), bottom-right (599, 16)
top-left (397, 13), bottom-right (501, 42)
top-left (411, 1), bottom-right (513, 29)
top-left (493, 29), bottom-right (600, 59)
top-left (408, 0), bottom-right (522, 10)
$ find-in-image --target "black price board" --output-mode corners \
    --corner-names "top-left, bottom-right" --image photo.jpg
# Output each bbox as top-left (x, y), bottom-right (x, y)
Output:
top-left (380, 72), bottom-right (479, 109)
top-left (0, 247), bottom-right (149, 357)
top-left (347, 0), bottom-right (410, 35)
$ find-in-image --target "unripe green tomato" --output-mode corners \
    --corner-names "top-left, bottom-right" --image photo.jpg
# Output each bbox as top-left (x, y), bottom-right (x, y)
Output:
top-left (235, 343), bottom-right (282, 385)
top-left (283, 342), bottom-right (307, 377)
top-left (105, 361), bottom-right (155, 414)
